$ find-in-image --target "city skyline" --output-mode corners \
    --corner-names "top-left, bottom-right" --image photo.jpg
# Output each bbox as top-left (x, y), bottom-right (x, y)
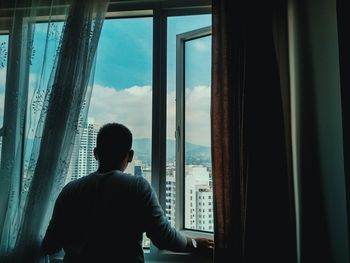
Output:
top-left (66, 121), bottom-right (213, 234)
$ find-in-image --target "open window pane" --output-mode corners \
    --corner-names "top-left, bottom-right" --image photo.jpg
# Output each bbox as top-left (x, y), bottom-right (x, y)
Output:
top-left (175, 25), bottom-right (212, 232)
top-left (167, 15), bottom-right (211, 230)
top-left (184, 34), bottom-right (212, 232)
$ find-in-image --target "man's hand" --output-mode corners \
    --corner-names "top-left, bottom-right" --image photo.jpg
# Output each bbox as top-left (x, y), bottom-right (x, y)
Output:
top-left (194, 237), bottom-right (214, 251)
top-left (186, 236), bottom-right (214, 254)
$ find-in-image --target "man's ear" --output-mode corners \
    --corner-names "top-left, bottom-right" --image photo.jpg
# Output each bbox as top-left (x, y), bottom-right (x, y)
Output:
top-left (94, 148), bottom-right (99, 161)
top-left (128, 150), bottom-right (134, 163)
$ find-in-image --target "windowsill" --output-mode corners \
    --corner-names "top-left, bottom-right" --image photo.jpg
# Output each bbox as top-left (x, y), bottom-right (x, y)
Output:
top-left (179, 229), bottom-right (213, 239)
top-left (49, 232), bottom-right (214, 263)
top-left (50, 250), bottom-right (213, 263)
top-left (144, 230), bottom-right (214, 262)
top-left (145, 249), bottom-right (213, 263)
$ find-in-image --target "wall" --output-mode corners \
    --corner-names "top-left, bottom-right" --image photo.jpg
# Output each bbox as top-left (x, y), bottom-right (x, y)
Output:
top-left (289, 0), bottom-right (349, 262)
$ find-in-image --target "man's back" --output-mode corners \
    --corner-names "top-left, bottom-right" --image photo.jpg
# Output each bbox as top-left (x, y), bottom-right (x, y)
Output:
top-left (42, 170), bottom-right (187, 262)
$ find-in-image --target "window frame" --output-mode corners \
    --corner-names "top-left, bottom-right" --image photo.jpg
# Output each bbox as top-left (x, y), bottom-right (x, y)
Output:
top-left (148, 4), bottom-right (213, 262)
top-left (175, 26), bottom-right (212, 234)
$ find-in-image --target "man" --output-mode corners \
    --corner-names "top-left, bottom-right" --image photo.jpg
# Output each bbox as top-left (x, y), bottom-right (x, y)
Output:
top-left (42, 123), bottom-right (214, 262)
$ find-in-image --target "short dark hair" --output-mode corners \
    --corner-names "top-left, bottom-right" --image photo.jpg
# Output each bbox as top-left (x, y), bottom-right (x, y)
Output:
top-left (96, 123), bottom-right (132, 164)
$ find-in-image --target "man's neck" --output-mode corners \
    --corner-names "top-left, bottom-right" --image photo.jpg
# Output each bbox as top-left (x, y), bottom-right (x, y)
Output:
top-left (98, 165), bottom-right (123, 173)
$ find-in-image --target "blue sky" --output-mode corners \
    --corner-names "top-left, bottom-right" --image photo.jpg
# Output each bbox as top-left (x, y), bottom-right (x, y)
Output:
top-left (0, 14), bottom-right (212, 146)
top-left (89, 15), bottom-right (212, 145)
top-left (94, 18), bottom-right (153, 89)
top-left (94, 15), bottom-right (211, 90)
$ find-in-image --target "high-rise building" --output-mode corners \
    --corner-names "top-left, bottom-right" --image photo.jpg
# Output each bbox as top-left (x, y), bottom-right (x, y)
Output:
top-left (143, 166), bottom-right (152, 183)
top-left (66, 123), bottom-right (99, 183)
top-left (185, 164), bottom-right (212, 230)
top-left (86, 123), bottom-right (98, 174)
top-left (166, 162), bottom-right (176, 227)
top-left (196, 186), bottom-right (213, 231)
top-left (135, 165), bottom-right (142, 177)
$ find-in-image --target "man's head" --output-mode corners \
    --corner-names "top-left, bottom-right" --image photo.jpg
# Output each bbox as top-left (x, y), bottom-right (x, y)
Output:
top-left (94, 123), bottom-right (134, 171)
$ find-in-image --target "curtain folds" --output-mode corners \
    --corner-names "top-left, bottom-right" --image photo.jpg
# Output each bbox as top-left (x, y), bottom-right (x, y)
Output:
top-left (337, 0), bottom-right (350, 247)
top-left (0, 4), bottom-right (33, 255)
top-left (211, 1), bottom-right (297, 262)
top-left (211, 0), bottom-right (246, 261)
top-left (0, 0), bottom-right (109, 262)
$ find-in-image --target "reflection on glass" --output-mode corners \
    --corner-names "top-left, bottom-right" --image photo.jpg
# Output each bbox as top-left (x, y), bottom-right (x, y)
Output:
top-left (184, 35), bottom-right (213, 232)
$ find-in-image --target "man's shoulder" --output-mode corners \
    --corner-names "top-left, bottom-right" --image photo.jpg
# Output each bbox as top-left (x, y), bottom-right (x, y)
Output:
top-left (65, 172), bottom-right (96, 186)
top-left (61, 171), bottom-right (150, 195)
top-left (104, 171), bottom-right (152, 192)
top-left (61, 172), bottom-right (98, 194)
top-left (109, 171), bottom-right (149, 188)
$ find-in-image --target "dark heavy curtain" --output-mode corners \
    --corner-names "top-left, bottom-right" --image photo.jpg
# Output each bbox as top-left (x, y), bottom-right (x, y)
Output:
top-left (211, 1), bottom-right (296, 262)
top-left (337, 0), bottom-right (350, 243)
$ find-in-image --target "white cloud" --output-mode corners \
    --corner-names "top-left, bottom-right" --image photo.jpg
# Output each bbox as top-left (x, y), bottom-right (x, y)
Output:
top-left (167, 90), bottom-right (176, 140)
top-left (0, 79), bottom-right (211, 146)
top-left (89, 84), bottom-right (211, 146)
top-left (184, 85), bottom-right (211, 146)
top-left (89, 84), bottom-right (153, 139)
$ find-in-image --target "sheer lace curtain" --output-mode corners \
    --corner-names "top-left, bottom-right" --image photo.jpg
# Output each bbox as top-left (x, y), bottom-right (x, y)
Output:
top-left (0, 0), bottom-right (109, 262)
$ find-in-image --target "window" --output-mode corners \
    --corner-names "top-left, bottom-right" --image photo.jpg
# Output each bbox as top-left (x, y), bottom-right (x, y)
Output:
top-left (167, 15), bottom-right (212, 234)
top-left (77, 16), bottom-right (153, 249)
top-left (176, 25), bottom-right (212, 232)
top-left (0, 1), bottom-right (212, 261)
top-left (65, 17), bottom-right (153, 185)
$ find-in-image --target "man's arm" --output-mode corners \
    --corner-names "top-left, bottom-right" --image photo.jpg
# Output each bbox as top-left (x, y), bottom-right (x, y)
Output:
top-left (137, 177), bottom-right (214, 252)
top-left (41, 189), bottom-right (65, 255)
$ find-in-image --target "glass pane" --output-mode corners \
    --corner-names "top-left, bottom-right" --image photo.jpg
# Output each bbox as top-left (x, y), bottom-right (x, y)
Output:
top-left (184, 35), bottom-right (213, 232)
top-left (65, 17), bottom-right (153, 248)
top-left (66, 17), bottom-right (153, 182)
top-left (0, 34), bottom-right (9, 162)
top-left (167, 15), bottom-right (211, 228)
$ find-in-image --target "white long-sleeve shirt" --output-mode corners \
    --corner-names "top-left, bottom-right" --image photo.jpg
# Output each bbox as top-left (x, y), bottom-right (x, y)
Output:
top-left (42, 170), bottom-right (188, 262)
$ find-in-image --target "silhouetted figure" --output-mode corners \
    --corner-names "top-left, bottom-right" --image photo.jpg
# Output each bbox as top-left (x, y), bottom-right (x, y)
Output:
top-left (42, 123), bottom-right (213, 262)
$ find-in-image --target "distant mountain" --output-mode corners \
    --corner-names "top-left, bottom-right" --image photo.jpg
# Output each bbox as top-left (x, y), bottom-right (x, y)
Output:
top-left (132, 138), bottom-right (211, 165)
